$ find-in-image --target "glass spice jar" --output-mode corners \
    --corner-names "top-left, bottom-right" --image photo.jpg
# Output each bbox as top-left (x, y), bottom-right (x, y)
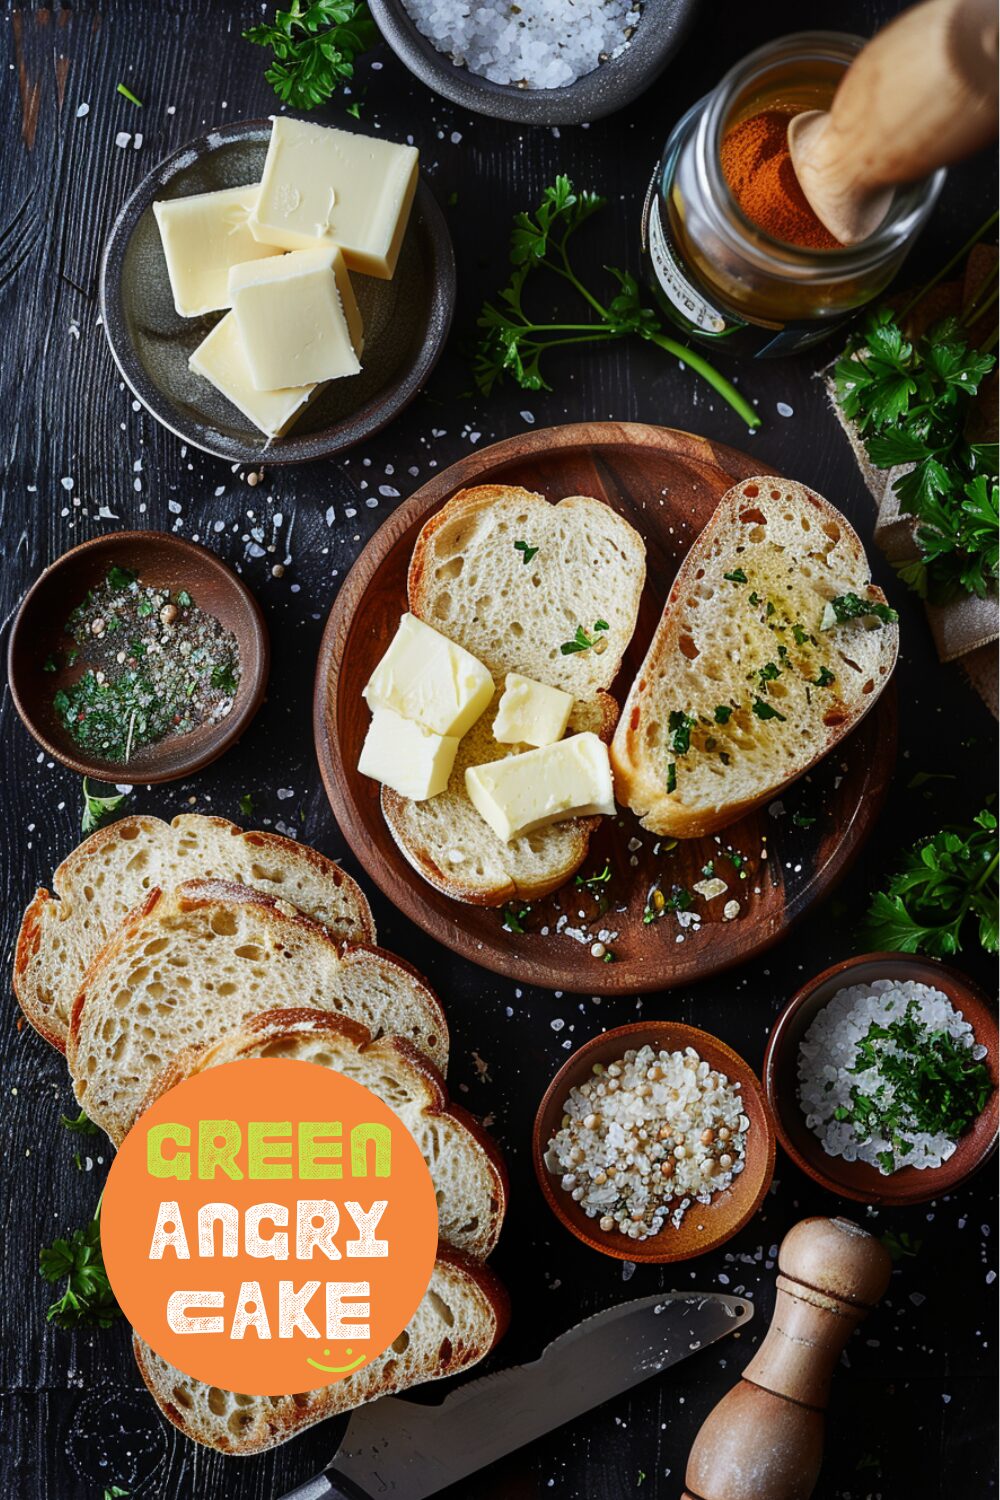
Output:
top-left (642, 32), bottom-right (947, 358)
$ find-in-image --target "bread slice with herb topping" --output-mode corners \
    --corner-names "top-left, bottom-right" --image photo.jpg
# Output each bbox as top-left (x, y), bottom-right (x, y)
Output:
top-left (611, 477), bottom-right (898, 839)
top-left (383, 485), bottom-right (645, 904)
top-left (142, 1008), bottom-right (507, 1259)
top-left (133, 1246), bottom-right (509, 1454)
top-left (15, 814), bottom-right (375, 1052)
top-left (67, 879), bottom-right (448, 1143)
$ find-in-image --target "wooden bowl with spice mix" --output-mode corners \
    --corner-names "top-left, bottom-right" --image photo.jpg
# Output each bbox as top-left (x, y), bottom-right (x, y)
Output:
top-left (763, 953), bottom-right (999, 1207)
top-left (533, 1021), bottom-right (776, 1263)
top-left (8, 532), bottom-right (269, 784)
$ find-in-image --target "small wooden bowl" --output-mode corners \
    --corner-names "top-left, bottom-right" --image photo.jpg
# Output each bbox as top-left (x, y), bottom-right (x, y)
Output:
top-left (8, 532), bottom-right (269, 783)
top-left (533, 1022), bottom-right (776, 1263)
top-left (763, 953), bottom-right (999, 1206)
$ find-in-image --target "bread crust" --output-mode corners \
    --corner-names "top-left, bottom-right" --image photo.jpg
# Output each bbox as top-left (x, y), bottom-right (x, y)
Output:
top-left (140, 1006), bottom-right (508, 1259)
top-left (611, 477), bottom-right (899, 838)
top-left (14, 814), bottom-right (375, 1052)
top-left (132, 1246), bottom-right (510, 1455)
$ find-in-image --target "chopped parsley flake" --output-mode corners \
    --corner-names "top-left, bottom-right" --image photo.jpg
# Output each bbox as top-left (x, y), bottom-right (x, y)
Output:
top-left (514, 540), bottom-right (539, 565)
top-left (821, 592), bottom-right (899, 630)
top-left (666, 761), bottom-right (677, 793)
top-left (752, 697), bottom-right (786, 722)
top-left (668, 709), bottom-right (696, 755)
top-left (713, 704), bottom-right (733, 724)
top-left (724, 568), bottom-right (748, 584)
top-left (813, 666), bottom-right (836, 687)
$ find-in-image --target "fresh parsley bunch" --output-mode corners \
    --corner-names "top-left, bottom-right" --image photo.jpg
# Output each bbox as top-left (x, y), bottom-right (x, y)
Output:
top-left (244, 0), bottom-right (376, 109)
top-left (475, 176), bottom-right (759, 429)
top-left (39, 1210), bottom-right (121, 1330)
top-left (865, 809), bottom-right (999, 956)
top-left (835, 308), bottom-right (998, 604)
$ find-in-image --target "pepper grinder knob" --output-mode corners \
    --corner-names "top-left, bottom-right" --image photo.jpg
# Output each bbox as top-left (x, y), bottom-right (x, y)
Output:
top-left (682, 1216), bottom-right (892, 1500)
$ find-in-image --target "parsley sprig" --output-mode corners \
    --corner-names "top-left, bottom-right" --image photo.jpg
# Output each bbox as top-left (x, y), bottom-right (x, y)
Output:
top-left (81, 778), bottom-right (128, 835)
top-left (834, 303), bottom-right (997, 604)
top-left (475, 177), bottom-right (759, 429)
top-left (244, 0), bottom-right (376, 109)
top-left (39, 1203), bottom-right (122, 1330)
top-left (865, 809), bottom-right (998, 956)
top-left (834, 1001), bottom-right (993, 1172)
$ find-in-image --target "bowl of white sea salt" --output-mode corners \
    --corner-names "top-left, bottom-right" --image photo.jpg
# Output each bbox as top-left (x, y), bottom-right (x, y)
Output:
top-left (764, 954), bottom-right (998, 1206)
top-left (368, 0), bottom-right (698, 125)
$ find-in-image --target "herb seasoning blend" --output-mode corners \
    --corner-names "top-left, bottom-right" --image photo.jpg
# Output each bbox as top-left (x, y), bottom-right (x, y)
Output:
top-left (50, 566), bottom-right (241, 764)
top-left (642, 33), bottom-right (945, 356)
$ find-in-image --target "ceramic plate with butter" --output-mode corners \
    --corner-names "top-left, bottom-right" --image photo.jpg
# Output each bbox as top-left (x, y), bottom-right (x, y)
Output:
top-left (99, 119), bottom-right (455, 466)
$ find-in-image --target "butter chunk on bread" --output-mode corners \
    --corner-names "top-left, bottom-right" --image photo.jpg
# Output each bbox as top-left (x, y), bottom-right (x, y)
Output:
top-left (611, 477), bottom-right (898, 839)
top-left (387, 485), bottom-right (645, 903)
top-left (67, 880), bottom-right (447, 1143)
top-left (145, 1009), bottom-right (507, 1259)
top-left (133, 1247), bottom-right (509, 1454)
top-left (15, 814), bottom-right (374, 1053)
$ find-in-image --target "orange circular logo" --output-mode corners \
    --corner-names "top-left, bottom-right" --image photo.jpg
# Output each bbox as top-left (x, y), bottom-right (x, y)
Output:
top-left (101, 1058), bottom-right (438, 1396)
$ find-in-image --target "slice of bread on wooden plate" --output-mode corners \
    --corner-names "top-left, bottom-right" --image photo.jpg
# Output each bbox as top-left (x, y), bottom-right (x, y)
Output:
top-left (383, 485), bottom-right (645, 904)
top-left (133, 1245), bottom-right (509, 1454)
top-left (67, 879), bottom-right (448, 1143)
top-left (15, 814), bottom-right (374, 1053)
top-left (144, 1008), bottom-right (507, 1259)
top-left (611, 476), bottom-right (899, 839)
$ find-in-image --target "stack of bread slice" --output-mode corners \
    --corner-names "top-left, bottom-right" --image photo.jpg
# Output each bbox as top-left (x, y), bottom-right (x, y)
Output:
top-left (382, 484), bottom-right (646, 903)
top-left (15, 814), bottom-right (508, 1455)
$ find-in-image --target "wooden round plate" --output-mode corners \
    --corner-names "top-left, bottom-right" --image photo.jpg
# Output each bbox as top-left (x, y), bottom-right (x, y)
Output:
top-left (763, 952), bottom-right (999, 1206)
top-left (314, 421), bottom-right (897, 993)
top-left (8, 532), bottom-right (269, 783)
top-left (532, 1021), bottom-right (776, 1263)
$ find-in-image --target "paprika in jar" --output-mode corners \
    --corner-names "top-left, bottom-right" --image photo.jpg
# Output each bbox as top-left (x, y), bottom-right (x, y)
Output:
top-left (641, 32), bottom-right (946, 357)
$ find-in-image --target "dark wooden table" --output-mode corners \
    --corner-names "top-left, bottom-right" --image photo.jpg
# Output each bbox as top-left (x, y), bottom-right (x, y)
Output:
top-left (2, 2), bottom-right (996, 1497)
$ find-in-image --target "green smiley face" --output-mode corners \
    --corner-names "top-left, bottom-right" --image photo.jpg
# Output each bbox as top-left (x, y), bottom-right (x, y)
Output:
top-left (305, 1346), bottom-right (367, 1375)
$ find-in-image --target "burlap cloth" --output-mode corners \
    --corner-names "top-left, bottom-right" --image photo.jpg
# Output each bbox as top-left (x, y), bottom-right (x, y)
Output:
top-left (824, 244), bottom-right (999, 718)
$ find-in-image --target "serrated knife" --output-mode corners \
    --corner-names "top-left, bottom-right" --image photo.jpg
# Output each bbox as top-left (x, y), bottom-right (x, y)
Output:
top-left (279, 1291), bottom-right (752, 1500)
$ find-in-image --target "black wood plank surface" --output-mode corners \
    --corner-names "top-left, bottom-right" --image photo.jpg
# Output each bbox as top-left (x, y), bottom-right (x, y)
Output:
top-left (1, 1), bottom-right (996, 1497)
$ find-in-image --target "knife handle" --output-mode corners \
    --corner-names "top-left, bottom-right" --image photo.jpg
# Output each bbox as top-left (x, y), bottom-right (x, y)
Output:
top-left (682, 1217), bottom-right (892, 1500)
top-left (278, 1469), bottom-right (373, 1500)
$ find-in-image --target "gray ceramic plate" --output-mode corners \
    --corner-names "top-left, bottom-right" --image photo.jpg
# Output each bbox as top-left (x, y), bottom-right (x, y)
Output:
top-left (99, 119), bottom-right (456, 465)
top-left (369, 0), bottom-right (698, 126)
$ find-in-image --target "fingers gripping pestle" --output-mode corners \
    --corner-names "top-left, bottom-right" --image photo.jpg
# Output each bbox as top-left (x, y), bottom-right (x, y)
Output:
top-left (682, 1216), bottom-right (892, 1500)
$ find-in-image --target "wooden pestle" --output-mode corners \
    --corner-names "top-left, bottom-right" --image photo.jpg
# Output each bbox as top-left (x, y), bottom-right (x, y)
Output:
top-left (788, 0), bottom-right (1000, 245)
top-left (682, 1217), bottom-right (892, 1500)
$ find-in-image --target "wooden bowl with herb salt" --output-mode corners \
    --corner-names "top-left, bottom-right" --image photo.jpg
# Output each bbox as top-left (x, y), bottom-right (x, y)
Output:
top-left (764, 953), bottom-right (998, 1207)
top-left (8, 532), bottom-right (269, 784)
top-left (532, 1021), bottom-right (775, 1263)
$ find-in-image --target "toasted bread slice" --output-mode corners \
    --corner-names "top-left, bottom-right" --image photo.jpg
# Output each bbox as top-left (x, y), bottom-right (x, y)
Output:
top-left (144, 1009), bottom-right (507, 1259)
top-left (387, 486), bottom-right (645, 903)
top-left (67, 880), bottom-right (448, 1143)
top-left (611, 477), bottom-right (899, 838)
top-left (15, 814), bottom-right (374, 1052)
top-left (133, 1246), bottom-right (509, 1454)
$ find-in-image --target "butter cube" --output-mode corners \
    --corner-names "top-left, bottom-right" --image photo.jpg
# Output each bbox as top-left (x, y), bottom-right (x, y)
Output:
top-left (229, 247), bottom-right (364, 391)
top-left (465, 733), bottom-right (615, 844)
top-left (188, 312), bottom-right (318, 439)
top-left (494, 673), bottom-right (574, 747)
top-left (364, 614), bottom-right (494, 739)
top-left (359, 708), bottom-right (458, 801)
top-left (250, 117), bottom-right (420, 279)
top-left (152, 186), bottom-right (284, 317)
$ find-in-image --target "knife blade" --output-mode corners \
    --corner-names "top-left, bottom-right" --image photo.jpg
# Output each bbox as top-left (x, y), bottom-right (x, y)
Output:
top-left (279, 1291), bottom-right (751, 1500)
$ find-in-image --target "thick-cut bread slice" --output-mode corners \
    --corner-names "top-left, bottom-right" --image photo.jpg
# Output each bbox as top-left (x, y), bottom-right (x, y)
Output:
top-left (611, 477), bottom-right (899, 839)
top-left (408, 485), bottom-right (646, 696)
top-left (15, 814), bottom-right (374, 1053)
top-left (387, 485), bottom-right (645, 904)
top-left (133, 1246), bottom-right (509, 1455)
top-left (144, 1009), bottom-right (507, 1259)
top-left (383, 693), bottom-right (618, 904)
top-left (67, 880), bottom-right (447, 1143)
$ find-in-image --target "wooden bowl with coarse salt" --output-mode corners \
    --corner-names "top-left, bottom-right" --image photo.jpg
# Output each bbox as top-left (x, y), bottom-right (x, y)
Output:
top-left (763, 953), bottom-right (999, 1207)
top-left (532, 1022), bottom-right (775, 1264)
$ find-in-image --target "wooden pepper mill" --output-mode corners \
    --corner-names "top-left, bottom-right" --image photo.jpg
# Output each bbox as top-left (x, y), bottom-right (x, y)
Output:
top-left (682, 1217), bottom-right (892, 1500)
